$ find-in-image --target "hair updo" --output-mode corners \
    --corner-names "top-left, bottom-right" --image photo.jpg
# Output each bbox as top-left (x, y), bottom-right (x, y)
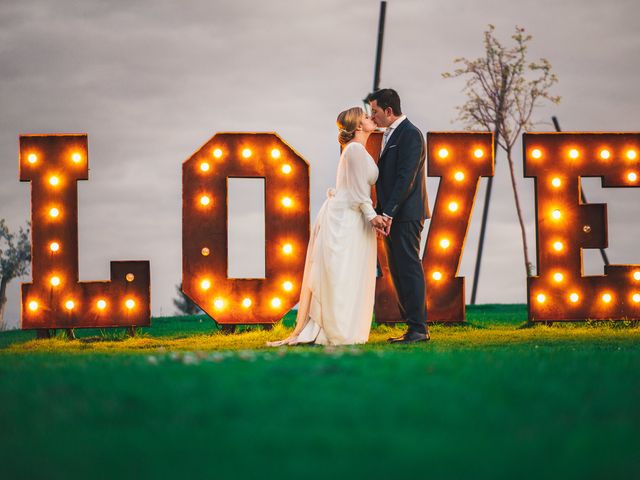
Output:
top-left (336, 107), bottom-right (363, 146)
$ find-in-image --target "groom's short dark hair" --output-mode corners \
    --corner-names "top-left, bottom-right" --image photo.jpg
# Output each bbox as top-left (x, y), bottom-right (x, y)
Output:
top-left (366, 89), bottom-right (402, 115)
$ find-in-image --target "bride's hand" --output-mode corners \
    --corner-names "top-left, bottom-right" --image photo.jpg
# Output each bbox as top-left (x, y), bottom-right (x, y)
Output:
top-left (374, 225), bottom-right (387, 237)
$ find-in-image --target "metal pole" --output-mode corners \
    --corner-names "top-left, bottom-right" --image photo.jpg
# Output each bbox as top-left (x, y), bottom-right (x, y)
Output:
top-left (552, 116), bottom-right (610, 266)
top-left (470, 138), bottom-right (496, 304)
top-left (373, 1), bottom-right (387, 92)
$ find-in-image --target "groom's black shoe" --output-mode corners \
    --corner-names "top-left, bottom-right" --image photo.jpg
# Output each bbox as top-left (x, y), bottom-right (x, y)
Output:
top-left (387, 331), bottom-right (430, 344)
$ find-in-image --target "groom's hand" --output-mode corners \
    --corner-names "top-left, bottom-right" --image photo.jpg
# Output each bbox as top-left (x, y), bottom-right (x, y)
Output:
top-left (382, 215), bottom-right (393, 235)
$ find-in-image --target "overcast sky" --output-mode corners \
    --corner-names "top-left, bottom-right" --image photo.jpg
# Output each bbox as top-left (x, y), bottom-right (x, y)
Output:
top-left (1, 0), bottom-right (639, 329)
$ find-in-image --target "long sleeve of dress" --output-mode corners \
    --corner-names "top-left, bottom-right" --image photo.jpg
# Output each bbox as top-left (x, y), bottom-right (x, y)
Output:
top-left (345, 144), bottom-right (377, 223)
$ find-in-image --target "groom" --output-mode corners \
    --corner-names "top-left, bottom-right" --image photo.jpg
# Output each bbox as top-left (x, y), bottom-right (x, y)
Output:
top-left (366, 89), bottom-right (431, 344)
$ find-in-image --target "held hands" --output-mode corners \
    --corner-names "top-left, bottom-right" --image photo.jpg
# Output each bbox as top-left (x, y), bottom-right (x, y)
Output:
top-left (370, 215), bottom-right (393, 237)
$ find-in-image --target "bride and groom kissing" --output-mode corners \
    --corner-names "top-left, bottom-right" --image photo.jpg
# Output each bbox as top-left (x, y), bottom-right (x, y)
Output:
top-left (267, 88), bottom-right (430, 347)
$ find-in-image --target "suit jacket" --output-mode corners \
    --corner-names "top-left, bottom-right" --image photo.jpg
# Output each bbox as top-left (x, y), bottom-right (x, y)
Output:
top-left (375, 118), bottom-right (430, 221)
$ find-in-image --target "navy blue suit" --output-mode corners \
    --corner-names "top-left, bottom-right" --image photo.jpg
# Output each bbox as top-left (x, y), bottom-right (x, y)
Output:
top-left (376, 118), bottom-right (430, 334)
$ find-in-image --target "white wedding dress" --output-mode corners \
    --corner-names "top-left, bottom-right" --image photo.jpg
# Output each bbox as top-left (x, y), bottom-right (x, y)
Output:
top-left (268, 142), bottom-right (379, 346)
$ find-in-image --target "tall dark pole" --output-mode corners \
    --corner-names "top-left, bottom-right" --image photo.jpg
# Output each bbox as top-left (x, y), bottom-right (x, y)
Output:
top-left (552, 116), bottom-right (610, 266)
top-left (373, 1), bottom-right (387, 92)
top-left (470, 136), bottom-right (496, 304)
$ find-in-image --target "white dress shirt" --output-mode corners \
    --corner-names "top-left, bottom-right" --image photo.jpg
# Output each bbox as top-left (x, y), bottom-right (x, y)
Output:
top-left (382, 114), bottom-right (407, 150)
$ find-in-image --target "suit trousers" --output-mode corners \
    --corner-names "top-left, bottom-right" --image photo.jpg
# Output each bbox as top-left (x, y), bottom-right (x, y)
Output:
top-left (384, 219), bottom-right (428, 334)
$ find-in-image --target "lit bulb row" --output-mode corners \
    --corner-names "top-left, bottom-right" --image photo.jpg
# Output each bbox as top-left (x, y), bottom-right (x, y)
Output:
top-left (200, 278), bottom-right (294, 312)
top-left (536, 291), bottom-right (640, 305)
top-left (545, 270), bottom-right (640, 284)
top-left (530, 147), bottom-right (638, 161)
top-left (198, 194), bottom-right (295, 209)
top-left (27, 151), bottom-right (84, 166)
top-left (198, 147), bottom-right (292, 176)
top-left (533, 147), bottom-right (639, 183)
top-left (211, 295), bottom-right (286, 311)
top-left (28, 297), bottom-right (137, 313)
top-left (437, 147), bottom-right (485, 160)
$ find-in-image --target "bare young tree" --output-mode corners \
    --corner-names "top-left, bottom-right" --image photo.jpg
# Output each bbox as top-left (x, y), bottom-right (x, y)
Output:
top-left (443, 25), bottom-right (560, 277)
top-left (0, 219), bottom-right (31, 329)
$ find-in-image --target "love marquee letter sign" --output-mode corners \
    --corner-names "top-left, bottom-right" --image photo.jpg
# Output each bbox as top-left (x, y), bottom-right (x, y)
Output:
top-left (182, 133), bottom-right (310, 326)
top-left (525, 133), bottom-right (640, 322)
top-left (19, 134), bottom-right (151, 330)
top-left (18, 131), bottom-right (640, 330)
top-left (371, 132), bottom-right (494, 324)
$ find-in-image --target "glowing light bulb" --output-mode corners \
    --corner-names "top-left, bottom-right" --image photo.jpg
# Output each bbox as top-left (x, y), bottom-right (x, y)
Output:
top-left (200, 162), bottom-right (210, 172)
top-left (634, 271), bottom-right (640, 281)
top-left (553, 272), bottom-right (564, 283)
top-left (602, 293), bottom-right (612, 304)
top-left (242, 298), bottom-right (252, 308)
top-left (65, 300), bottom-right (75, 311)
top-left (432, 271), bottom-right (443, 281)
top-left (27, 153), bottom-right (38, 164)
top-left (97, 299), bottom-right (107, 310)
top-left (281, 197), bottom-right (293, 208)
top-left (283, 281), bottom-right (294, 292)
top-left (551, 209), bottom-right (561, 220)
top-left (473, 149), bottom-right (484, 159)
top-left (438, 148), bottom-right (449, 159)
top-left (551, 177), bottom-right (562, 188)
top-left (448, 201), bottom-right (459, 213)
top-left (633, 293), bottom-right (640, 303)
top-left (599, 149), bottom-right (610, 160)
top-left (49, 176), bottom-right (60, 186)
top-left (569, 293), bottom-right (580, 303)
top-left (271, 297), bottom-right (282, 308)
top-left (536, 293), bottom-right (546, 304)
top-left (125, 298), bottom-right (135, 310)
top-left (213, 148), bottom-right (223, 158)
top-left (271, 148), bottom-right (281, 159)
top-left (281, 164), bottom-right (292, 174)
top-left (71, 152), bottom-right (82, 163)
top-left (28, 301), bottom-right (38, 311)
top-left (531, 149), bottom-right (542, 159)
top-left (200, 279), bottom-right (211, 291)
top-left (282, 243), bottom-right (293, 255)
top-left (627, 150), bottom-right (638, 160)
top-left (126, 273), bottom-right (135, 282)
top-left (627, 172), bottom-right (638, 182)
top-left (50, 276), bottom-right (61, 287)
top-left (569, 149), bottom-right (579, 159)
top-left (201, 247), bottom-right (210, 257)
top-left (199, 195), bottom-right (211, 206)
top-left (214, 298), bottom-right (225, 310)
top-left (49, 207), bottom-right (60, 218)
top-left (49, 242), bottom-right (60, 252)
top-left (454, 171), bottom-right (465, 182)
top-left (553, 241), bottom-right (564, 252)
top-left (242, 148), bottom-right (252, 158)
top-left (439, 238), bottom-right (451, 249)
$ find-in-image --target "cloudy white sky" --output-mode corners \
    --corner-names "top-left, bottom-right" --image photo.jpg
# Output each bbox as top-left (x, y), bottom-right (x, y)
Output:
top-left (1, 0), bottom-right (639, 328)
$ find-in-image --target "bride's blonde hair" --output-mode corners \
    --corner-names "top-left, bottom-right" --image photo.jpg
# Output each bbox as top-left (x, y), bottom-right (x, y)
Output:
top-left (336, 107), bottom-right (363, 146)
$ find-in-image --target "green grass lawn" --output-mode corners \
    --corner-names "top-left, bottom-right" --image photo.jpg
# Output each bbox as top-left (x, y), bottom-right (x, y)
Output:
top-left (1, 304), bottom-right (639, 479)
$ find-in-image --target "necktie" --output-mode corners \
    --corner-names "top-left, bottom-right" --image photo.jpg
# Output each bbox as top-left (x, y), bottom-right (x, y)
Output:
top-left (382, 128), bottom-right (392, 149)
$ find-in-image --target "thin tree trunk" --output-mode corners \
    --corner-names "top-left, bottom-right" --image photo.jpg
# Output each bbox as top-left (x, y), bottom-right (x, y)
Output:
top-left (0, 276), bottom-right (8, 331)
top-left (505, 148), bottom-right (533, 276)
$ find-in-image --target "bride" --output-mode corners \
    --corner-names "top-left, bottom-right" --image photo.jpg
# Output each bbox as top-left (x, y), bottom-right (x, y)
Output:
top-left (267, 106), bottom-right (387, 346)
